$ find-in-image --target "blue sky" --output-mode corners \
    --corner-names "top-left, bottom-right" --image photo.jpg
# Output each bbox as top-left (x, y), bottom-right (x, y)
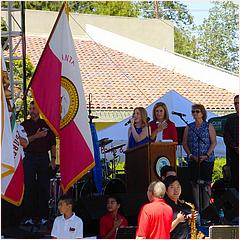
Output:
top-left (180, 1), bottom-right (214, 25)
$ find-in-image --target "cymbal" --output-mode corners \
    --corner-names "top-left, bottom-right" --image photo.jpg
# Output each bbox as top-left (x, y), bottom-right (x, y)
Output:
top-left (98, 138), bottom-right (113, 147)
top-left (105, 144), bottom-right (126, 153)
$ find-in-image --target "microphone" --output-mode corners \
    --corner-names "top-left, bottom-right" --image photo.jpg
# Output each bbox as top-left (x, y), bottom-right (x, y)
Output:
top-left (124, 119), bottom-right (131, 126)
top-left (172, 111), bottom-right (186, 117)
top-left (124, 117), bottom-right (150, 126)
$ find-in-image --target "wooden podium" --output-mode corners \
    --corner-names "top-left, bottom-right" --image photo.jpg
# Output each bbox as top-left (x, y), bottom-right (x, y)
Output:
top-left (125, 142), bottom-right (177, 194)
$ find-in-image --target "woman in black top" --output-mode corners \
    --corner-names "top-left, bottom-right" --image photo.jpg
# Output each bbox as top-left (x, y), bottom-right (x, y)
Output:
top-left (163, 176), bottom-right (196, 239)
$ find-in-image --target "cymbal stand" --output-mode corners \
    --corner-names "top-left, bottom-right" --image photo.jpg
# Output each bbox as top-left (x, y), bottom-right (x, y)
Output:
top-left (73, 182), bottom-right (79, 202)
top-left (113, 147), bottom-right (124, 178)
top-left (177, 145), bottom-right (185, 167)
top-left (111, 148), bottom-right (123, 178)
top-left (48, 177), bottom-right (61, 219)
top-left (101, 146), bottom-right (109, 179)
top-left (111, 150), bottom-right (118, 178)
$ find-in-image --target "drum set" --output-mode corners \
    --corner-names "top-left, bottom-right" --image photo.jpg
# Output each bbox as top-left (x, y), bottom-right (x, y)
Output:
top-left (99, 138), bottom-right (126, 195)
top-left (48, 137), bottom-right (126, 218)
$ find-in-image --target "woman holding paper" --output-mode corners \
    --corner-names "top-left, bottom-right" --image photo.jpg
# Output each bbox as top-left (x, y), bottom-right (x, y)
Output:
top-left (149, 102), bottom-right (178, 143)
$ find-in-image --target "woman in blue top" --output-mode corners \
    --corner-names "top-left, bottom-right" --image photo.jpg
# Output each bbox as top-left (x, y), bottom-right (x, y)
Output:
top-left (182, 104), bottom-right (217, 211)
top-left (127, 107), bottom-right (150, 149)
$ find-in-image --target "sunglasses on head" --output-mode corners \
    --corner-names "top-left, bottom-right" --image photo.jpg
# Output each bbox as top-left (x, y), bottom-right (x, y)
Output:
top-left (192, 110), bottom-right (201, 114)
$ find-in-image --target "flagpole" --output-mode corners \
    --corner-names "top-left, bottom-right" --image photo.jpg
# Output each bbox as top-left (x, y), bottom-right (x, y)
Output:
top-left (21, 1), bottom-right (27, 120)
top-left (28, 1), bottom-right (95, 193)
top-left (17, 2), bottom-right (67, 119)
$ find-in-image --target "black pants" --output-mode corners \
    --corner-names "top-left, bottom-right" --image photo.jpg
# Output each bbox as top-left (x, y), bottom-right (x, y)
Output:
top-left (188, 161), bottom-right (214, 211)
top-left (188, 160), bottom-right (214, 183)
top-left (22, 152), bottom-right (50, 219)
top-left (229, 150), bottom-right (239, 190)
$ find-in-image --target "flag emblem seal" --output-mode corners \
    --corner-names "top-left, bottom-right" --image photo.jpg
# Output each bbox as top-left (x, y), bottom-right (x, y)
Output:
top-left (60, 76), bottom-right (79, 129)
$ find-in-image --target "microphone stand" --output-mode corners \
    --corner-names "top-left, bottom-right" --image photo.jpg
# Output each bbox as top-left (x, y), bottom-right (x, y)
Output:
top-left (88, 93), bottom-right (98, 197)
top-left (146, 119), bottom-right (152, 181)
top-left (88, 93), bottom-right (93, 124)
top-left (147, 119), bottom-right (151, 145)
top-left (178, 115), bottom-right (207, 215)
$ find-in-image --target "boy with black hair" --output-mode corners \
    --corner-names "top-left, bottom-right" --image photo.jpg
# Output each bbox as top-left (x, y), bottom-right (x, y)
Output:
top-left (51, 195), bottom-right (83, 239)
top-left (99, 195), bottom-right (128, 239)
top-left (160, 165), bottom-right (176, 181)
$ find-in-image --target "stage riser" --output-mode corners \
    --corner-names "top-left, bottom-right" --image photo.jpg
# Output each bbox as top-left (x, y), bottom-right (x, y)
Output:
top-left (1, 199), bottom-right (23, 229)
top-left (177, 166), bottom-right (194, 202)
top-left (75, 193), bottom-right (147, 236)
top-left (209, 225), bottom-right (239, 239)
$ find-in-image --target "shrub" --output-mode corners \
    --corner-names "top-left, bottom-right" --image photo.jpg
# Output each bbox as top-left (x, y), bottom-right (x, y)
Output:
top-left (212, 158), bottom-right (226, 183)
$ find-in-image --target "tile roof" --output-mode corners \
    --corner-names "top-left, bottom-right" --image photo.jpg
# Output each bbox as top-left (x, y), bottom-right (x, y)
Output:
top-left (17, 36), bottom-right (236, 112)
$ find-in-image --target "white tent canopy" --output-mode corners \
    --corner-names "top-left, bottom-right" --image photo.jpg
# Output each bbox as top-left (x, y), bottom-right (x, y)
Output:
top-left (97, 90), bottom-right (226, 158)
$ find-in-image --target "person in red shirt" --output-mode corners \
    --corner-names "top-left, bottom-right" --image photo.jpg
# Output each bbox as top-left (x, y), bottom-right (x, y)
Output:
top-left (149, 102), bottom-right (178, 143)
top-left (136, 181), bottom-right (173, 239)
top-left (99, 195), bottom-right (128, 239)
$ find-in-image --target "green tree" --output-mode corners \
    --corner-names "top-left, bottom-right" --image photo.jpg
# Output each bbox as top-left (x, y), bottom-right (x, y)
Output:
top-left (16, 57), bottom-right (35, 120)
top-left (1, 1), bottom-right (139, 16)
top-left (174, 28), bottom-right (198, 58)
top-left (12, 56), bottom-right (35, 83)
top-left (68, 1), bottom-right (140, 17)
top-left (4, 56), bottom-right (35, 120)
top-left (196, 2), bottom-right (239, 73)
top-left (1, 17), bottom-right (8, 48)
top-left (1, 1), bottom-right (63, 11)
top-left (137, 1), bottom-right (193, 28)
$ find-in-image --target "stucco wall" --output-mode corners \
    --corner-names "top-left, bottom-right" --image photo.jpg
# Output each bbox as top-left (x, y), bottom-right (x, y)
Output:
top-left (2, 9), bottom-right (174, 51)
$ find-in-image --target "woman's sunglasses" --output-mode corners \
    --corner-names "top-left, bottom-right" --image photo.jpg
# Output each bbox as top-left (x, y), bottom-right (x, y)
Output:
top-left (191, 110), bottom-right (201, 114)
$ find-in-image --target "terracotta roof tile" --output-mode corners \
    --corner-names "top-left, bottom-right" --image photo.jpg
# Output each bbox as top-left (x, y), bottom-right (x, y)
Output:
top-left (14, 36), bottom-right (235, 111)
